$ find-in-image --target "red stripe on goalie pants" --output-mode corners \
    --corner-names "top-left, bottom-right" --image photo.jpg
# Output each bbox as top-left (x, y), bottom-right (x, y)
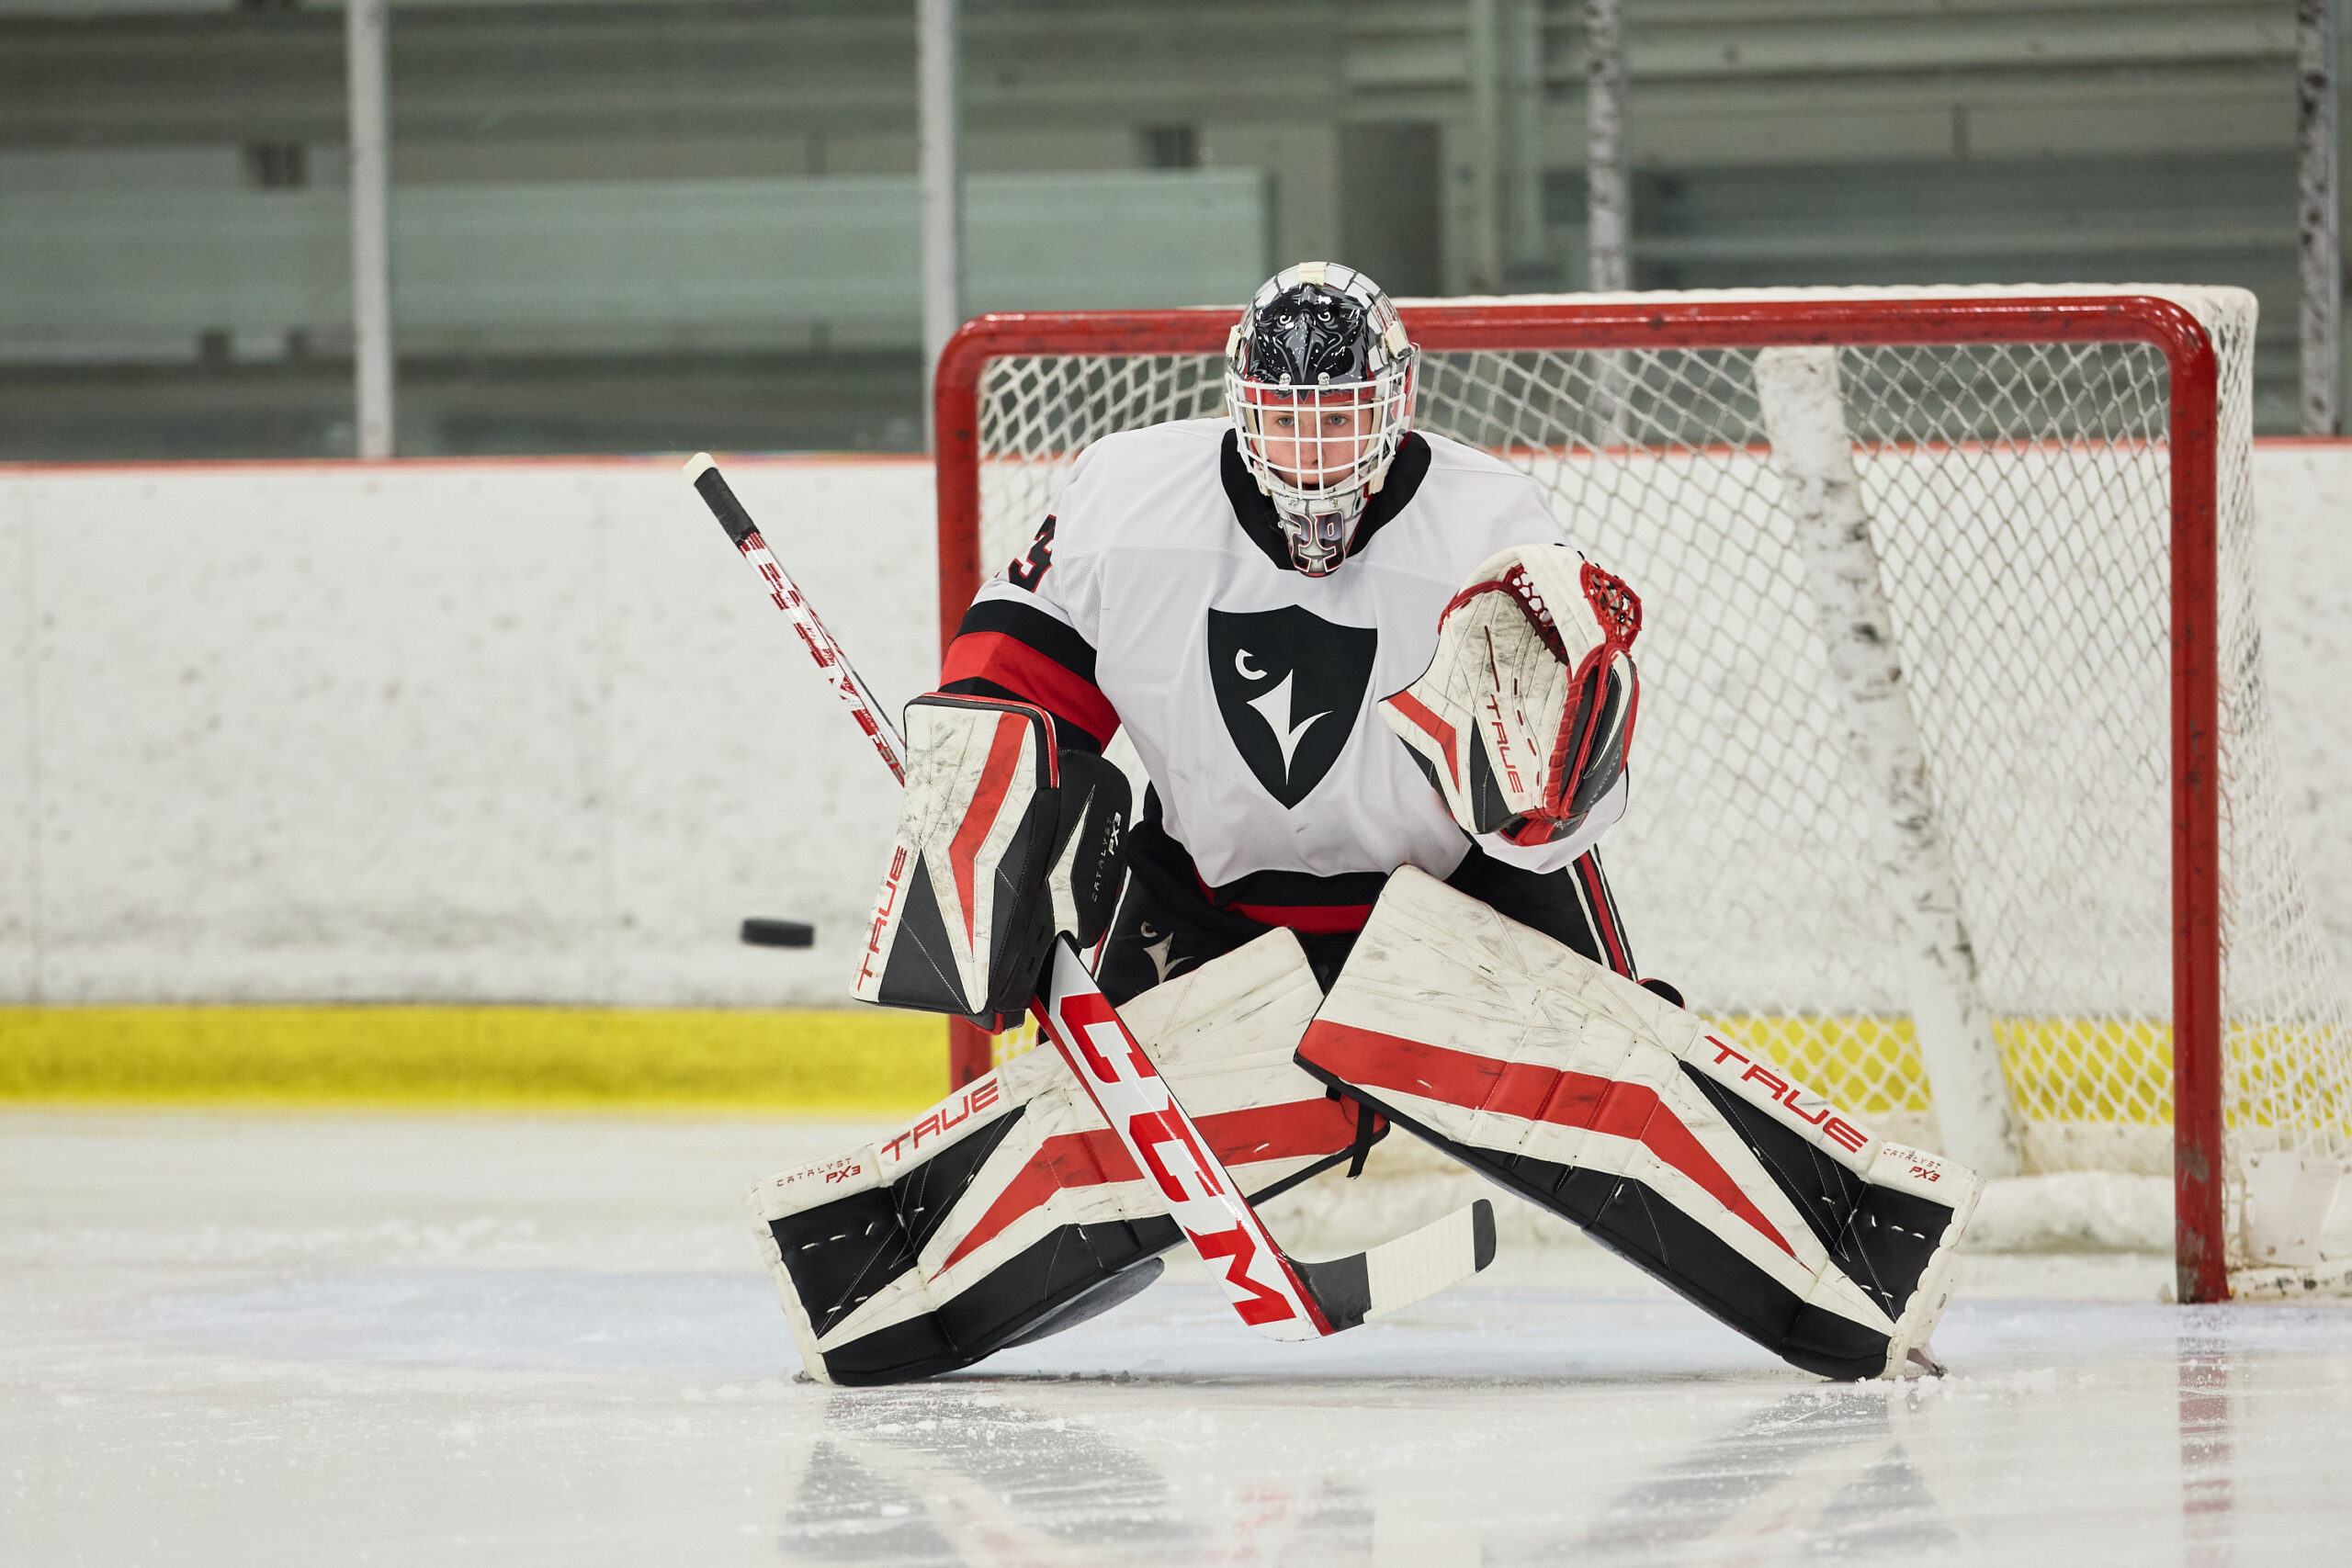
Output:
top-left (1217, 900), bottom-right (1374, 935)
top-left (1223, 907), bottom-right (1374, 931)
top-left (941, 630), bottom-right (1120, 749)
top-left (947, 714), bottom-right (1030, 943)
top-left (1191, 874), bottom-right (1374, 935)
top-left (936, 1095), bottom-right (1362, 1273)
top-left (1299, 1020), bottom-right (1793, 1258)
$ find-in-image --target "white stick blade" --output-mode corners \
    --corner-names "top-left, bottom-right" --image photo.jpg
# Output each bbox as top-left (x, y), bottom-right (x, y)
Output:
top-left (1363, 1199), bottom-right (1497, 1322)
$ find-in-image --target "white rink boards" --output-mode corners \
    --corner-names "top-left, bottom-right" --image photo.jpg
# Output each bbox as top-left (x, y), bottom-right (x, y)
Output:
top-left (8, 1109), bottom-right (2351, 1567)
top-left (1, 444), bottom-right (2347, 1015)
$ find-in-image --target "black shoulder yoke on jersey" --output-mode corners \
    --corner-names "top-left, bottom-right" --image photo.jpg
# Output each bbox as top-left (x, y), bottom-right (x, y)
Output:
top-left (1218, 429), bottom-right (1432, 573)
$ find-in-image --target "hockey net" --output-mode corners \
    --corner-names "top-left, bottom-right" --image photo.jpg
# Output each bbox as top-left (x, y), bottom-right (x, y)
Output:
top-left (931, 287), bottom-right (2349, 1298)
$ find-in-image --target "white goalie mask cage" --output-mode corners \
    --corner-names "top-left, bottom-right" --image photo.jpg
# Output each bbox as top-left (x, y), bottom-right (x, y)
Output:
top-left (1224, 262), bottom-right (1419, 575)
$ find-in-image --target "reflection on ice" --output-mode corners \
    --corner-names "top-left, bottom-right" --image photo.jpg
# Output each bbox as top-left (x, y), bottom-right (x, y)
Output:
top-left (1577, 1393), bottom-right (1953, 1561)
top-left (2177, 1333), bottom-right (2233, 1567)
top-left (751, 1294), bottom-right (2352, 1566)
top-left (10, 1112), bottom-right (2352, 1568)
top-left (774, 1382), bottom-right (1972, 1568)
top-left (786, 1393), bottom-right (1200, 1562)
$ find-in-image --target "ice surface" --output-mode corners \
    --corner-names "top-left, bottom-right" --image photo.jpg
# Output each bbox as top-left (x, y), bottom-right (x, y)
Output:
top-left (6, 1110), bottom-right (2351, 1566)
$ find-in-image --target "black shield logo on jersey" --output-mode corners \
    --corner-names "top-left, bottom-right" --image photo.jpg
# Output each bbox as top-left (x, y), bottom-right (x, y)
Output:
top-left (1206, 606), bottom-right (1377, 808)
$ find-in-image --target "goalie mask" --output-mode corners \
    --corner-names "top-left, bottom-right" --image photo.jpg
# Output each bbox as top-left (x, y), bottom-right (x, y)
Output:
top-left (1226, 262), bottom-right (1418, 577)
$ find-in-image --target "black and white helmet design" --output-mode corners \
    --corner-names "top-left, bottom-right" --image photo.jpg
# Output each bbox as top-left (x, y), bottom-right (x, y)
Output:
top-left (1225, 262), bottom-right (1417, 576)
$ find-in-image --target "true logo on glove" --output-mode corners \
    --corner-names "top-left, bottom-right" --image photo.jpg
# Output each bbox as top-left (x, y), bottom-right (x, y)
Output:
top-left (1481, 692), bottom-right (1527, 795)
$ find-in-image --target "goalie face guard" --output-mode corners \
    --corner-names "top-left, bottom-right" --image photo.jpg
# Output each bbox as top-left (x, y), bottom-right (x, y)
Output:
top-left (1225, 264), bottom-right (1417, 577)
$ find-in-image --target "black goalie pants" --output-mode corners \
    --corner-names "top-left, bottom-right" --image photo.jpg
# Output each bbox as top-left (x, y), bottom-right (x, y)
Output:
top-left (1096, 795), bottom-right (1640, 1007)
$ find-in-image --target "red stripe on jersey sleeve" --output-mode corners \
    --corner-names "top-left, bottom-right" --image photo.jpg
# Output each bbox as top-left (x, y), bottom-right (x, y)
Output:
top-left (942, 630), bottom-right (1119, 750)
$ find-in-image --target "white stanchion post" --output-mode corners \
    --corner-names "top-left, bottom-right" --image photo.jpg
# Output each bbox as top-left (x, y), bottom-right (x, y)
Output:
top-left (345, 0), bottom-right (394, 460)
top-left (1755, 345), bottom-right (2024, 1179)
top-left (918, 0), bottom-right (963, 454)
top-left (2300, 0), bottom-right (2340, 435)
top-left (1584, 0), bottom-right (1629, 293)
top-left (1583, 0), bottom-right (1632, 446)
top-left (1507, 0), bottom-right (1548, 285)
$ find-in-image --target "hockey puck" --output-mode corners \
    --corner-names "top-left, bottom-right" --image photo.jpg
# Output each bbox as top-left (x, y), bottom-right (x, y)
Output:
top-left (740, 918), bottom-right (814, 949)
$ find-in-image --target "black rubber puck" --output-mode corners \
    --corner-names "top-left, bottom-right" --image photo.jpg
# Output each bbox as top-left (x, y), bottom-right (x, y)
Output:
top-left (741, 918), bottom-right (815, 948)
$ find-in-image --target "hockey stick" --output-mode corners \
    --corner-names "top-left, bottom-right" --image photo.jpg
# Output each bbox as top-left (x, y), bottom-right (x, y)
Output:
top-left (684, 452), bottom-right (1496, 1343)
top-left (686, 455), bottom-right (907, 783)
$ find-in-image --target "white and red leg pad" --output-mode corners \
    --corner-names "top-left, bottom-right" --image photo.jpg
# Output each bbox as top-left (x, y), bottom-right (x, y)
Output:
top-left (752, 931), bottom-right (1367, 1385)
top-left (1296, 867), bottom-right (1980, 1381)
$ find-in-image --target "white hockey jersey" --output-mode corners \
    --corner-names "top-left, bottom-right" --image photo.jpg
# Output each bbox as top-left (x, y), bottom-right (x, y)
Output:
top-left (941, 417), bottom-right (1628, 921)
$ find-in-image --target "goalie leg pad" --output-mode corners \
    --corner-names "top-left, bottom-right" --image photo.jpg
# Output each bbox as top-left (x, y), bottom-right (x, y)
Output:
top-left (757, 930), bottom-right (1371, 1385)
top-left (1296, 867), bottom-right (1979, 1381)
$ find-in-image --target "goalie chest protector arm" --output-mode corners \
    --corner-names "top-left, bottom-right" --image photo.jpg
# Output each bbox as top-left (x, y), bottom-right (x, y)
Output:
top-left (853, 694), bottom-right (1129, 1028)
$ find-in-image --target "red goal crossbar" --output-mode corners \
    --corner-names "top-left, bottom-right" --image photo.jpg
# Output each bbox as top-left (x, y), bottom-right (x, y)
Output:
top-left (929, 295), bottom-right (2226, 1304)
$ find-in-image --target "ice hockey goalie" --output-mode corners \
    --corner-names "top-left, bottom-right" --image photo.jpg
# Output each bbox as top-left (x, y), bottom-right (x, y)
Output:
top-left (750, 259), bottom-right (1977, 1385)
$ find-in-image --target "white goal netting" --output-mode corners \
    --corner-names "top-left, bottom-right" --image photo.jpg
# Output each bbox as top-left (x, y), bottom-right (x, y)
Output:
top-left (953, 287), bottom-right (2349, 1277)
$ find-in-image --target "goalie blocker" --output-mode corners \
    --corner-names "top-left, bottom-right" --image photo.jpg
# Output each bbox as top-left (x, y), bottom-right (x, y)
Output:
top-left (853, 693), bottom-right (1130, 1028)
top-left (1298, 868), bottom-right (1980, 1380)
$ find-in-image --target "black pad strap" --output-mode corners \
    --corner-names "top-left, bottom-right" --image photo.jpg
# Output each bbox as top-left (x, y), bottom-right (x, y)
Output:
top-left (1329, 1085), bottom-right (1387, 1179)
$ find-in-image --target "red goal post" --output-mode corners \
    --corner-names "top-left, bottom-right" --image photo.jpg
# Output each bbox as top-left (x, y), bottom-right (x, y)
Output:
top-left (930, 293), bottom-right (2230, 1300)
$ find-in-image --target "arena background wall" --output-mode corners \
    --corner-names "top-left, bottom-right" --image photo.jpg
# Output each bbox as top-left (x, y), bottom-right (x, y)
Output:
top-left (0, 446), bottom-right (2346, 1107)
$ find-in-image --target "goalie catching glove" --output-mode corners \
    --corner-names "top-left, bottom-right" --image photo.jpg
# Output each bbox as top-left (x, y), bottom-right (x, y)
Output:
top-left (853, 694), bottom-right (1130, 1028)
top-left (1383, 543), bottom-right (1641, 848)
